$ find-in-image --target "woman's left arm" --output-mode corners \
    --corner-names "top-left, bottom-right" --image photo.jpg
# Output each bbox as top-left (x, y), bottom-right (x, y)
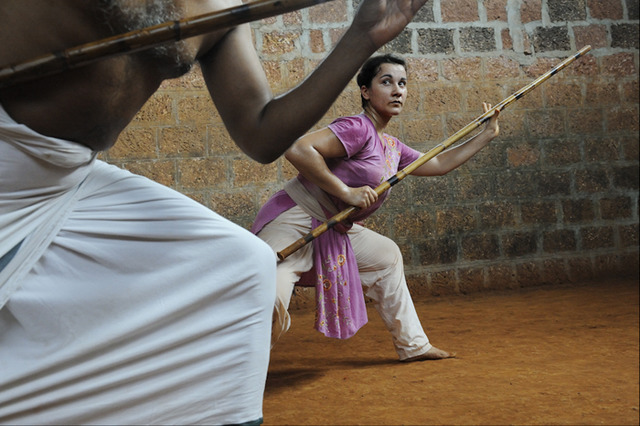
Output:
top-left (411, 103), bottom-right (500, 177)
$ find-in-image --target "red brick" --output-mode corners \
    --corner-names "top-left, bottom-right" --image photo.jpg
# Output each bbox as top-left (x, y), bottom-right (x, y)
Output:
top-left (283, 10), bottom-right (302, 26)
top-left (210, 190), bottom-right (257, 219)
top-left (573, 24), bottom-right (608, 49)
top-left (485, 264), bottom-right (517, 290)
top-left (281, 158), bottom-right (299, 181)
top-left (422, 85), bottom-right (463, 113)
top-left (606, 106), bottom-right (640, 132)
top-left (565, 54), bottom-right (599, 77)
top-left (586, 81), bottom-right (621, 105)
top-left (486, 57), bottom-right (521, 80)
top-left (133, 94), bottom-right (174, 124)
top-left (621, 80), bottom-right (639, 103)
top-left (110, 127), bottom-right (157, 160)
top-left (541, 258), bottom-right (571, 284)
top-left (262, 60), bottom-right (283, 88)
top-left (521, 0), bottom-right (542, 23)
top-left (178, 158), bottom-right (227, 189)
top-left (286, 58), bottom-right (306, 86)
top-left (522, 32), bottom-right (533, 54)
top-left (441, 0), bottom-right (479, 22)
top-left (403, 116), bottom-right (445, 145)
top-left (544, 81), bottom-right (583, 107)
top-left (485, 0), bottom-right (508, 21)
top-left (445, 112), bottom-right (481, 137)
top-left (393, 211), bottom-right (433, 240)
top-left (587, 0), bottom-right (623, 19)
top-left (593, 254), bottom-right (623, 279)
top-left (478, 201), bottom-right (517, 228)
top-left (527, 109), bottom-right (565, 138)
top-left (458, 267), bottom-right (486, 294)
top-left (504, 81), bottom-right (544, 110)
top-left (160, 126), bottom-right (206, 157)
top-left (428, 269), bottom-right (459, 296)
top-left (507, 143), bottom-right (540, 167)
top-left (177, 96), bottom-right (220, 124)
top-left (436, 206), bottom-right (477, 233)
top-left (497, 110), bottom-right (527, 138)
top-left (309, 1), bottom-right (348, 24)
top-left (581, 226), bottom-right (615, 249)
top-left (584, 136), bottom-right (620, 162)
top-left (567, 257), bottom-right (595, 282)
top-left (406, 58), bottom-right (439, 82)
top-left (602, 53), bottom-right (637, 77)
top-left (523, 58), bottom-right (561, 79)
top-left (332, 90), bottom-right (361, 118)
top-left (402, 90), bottom-right (421, 115)
top-left (621, 135), bottom-right (639, 161)
top-left (442, 57), bottom-right (483, 81)
top-left (619, 224), bottom-right (640, 247)
top-left (232, 158), bottom-right (278, 187)
top-left (567, 108), bottom-right (604, 134)
top-left (364, 213), bottom-right (389, 236)
top-left (501, 28), bottom-right (513, 50)
top-left (207, 124), bottom-right (240, 156)
top-left (310, 29), bottom-right (325, 53)
top-left (406, 273), bottom-right (431, 298)
top-left (515, 261), bottom-right (543, 287)
top-left (463, 82), bottom-right (505, 111)
top-left (262, 31), bottom-right (300, 55)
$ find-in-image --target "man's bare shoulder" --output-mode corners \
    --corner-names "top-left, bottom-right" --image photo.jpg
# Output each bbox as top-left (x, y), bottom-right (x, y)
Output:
top-left (0, 0), bottom-right (250, 151)
top-left (181, 0), bottom-right (247, 56)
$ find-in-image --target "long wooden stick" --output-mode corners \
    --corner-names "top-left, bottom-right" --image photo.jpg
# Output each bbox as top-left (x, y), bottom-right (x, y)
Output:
top-left (277, 45), bottom-right (592, 260)
top-left (0, 0), bottom-right (332, 88)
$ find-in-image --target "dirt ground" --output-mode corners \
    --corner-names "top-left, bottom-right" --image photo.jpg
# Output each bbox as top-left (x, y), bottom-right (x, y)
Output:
top-left (263, 278), bottom-right (639, 425)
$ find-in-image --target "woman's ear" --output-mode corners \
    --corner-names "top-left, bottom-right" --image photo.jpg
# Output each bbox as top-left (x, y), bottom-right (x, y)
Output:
top-left (360, 85), bottom-right (370, 102)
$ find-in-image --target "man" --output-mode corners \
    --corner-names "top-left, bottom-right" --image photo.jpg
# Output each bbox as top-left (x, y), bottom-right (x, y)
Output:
top-left (0, 0), bottom-right (427, 424)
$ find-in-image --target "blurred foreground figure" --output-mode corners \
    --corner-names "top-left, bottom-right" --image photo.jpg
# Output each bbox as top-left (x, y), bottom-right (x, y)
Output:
top-left (0, 0), bottom-right (428, 423)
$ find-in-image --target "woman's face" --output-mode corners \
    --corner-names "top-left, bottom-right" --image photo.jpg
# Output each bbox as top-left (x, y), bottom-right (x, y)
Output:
top-left (361, 63), bottom-right (407, 118)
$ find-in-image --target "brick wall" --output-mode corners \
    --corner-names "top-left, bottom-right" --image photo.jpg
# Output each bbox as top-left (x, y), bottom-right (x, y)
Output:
top-left (103, 0), bottom-right (639, 297)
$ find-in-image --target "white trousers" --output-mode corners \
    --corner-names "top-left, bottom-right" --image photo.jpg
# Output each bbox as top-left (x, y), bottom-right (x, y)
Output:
top-left (257, 206), bottom-right (432, 360)
top-left (0, 161), bottom-right (276, 425)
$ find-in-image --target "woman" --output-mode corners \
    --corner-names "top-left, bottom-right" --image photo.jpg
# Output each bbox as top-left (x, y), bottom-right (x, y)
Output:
top-left (252, 54), bottom-right (499, 361)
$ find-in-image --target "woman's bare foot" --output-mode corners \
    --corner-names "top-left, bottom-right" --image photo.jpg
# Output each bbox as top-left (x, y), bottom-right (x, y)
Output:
top-left (401, 346), bottom-right (456, 362)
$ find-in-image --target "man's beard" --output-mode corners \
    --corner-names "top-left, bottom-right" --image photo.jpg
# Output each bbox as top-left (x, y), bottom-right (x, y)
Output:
top-left (98, 0), bottom-right (194, 73)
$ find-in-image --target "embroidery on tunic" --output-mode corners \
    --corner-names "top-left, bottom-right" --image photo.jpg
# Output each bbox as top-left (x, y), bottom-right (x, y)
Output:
top-left (381, 134), bottom-right (402, 182)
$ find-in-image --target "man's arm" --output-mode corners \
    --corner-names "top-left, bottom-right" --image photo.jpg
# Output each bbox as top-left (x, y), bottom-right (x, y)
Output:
top-left (198, 0), bottom-right (427, 164)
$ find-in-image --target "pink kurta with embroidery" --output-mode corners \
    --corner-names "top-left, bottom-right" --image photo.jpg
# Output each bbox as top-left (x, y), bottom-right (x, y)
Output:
top-left (252, 114), bottom-right (421, 338)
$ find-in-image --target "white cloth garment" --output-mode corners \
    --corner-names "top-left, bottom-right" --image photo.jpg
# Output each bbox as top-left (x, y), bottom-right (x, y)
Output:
top-left (0, 103), bottom-right (96, 308)
top-left (0, 104), bottom-right (275, 424)
top-left (257, 205), bottom-right (433, 360)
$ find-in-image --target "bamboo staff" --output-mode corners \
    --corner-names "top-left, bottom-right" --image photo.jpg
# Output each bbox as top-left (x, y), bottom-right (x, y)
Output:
top-left (277, 45), bottom-right (592, 260)
top-left (0, 0), bottom-right (332, 88)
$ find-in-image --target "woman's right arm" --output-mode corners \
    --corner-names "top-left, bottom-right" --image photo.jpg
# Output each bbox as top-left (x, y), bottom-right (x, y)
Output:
top-left (285, 128), bottom-right (379, 209)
